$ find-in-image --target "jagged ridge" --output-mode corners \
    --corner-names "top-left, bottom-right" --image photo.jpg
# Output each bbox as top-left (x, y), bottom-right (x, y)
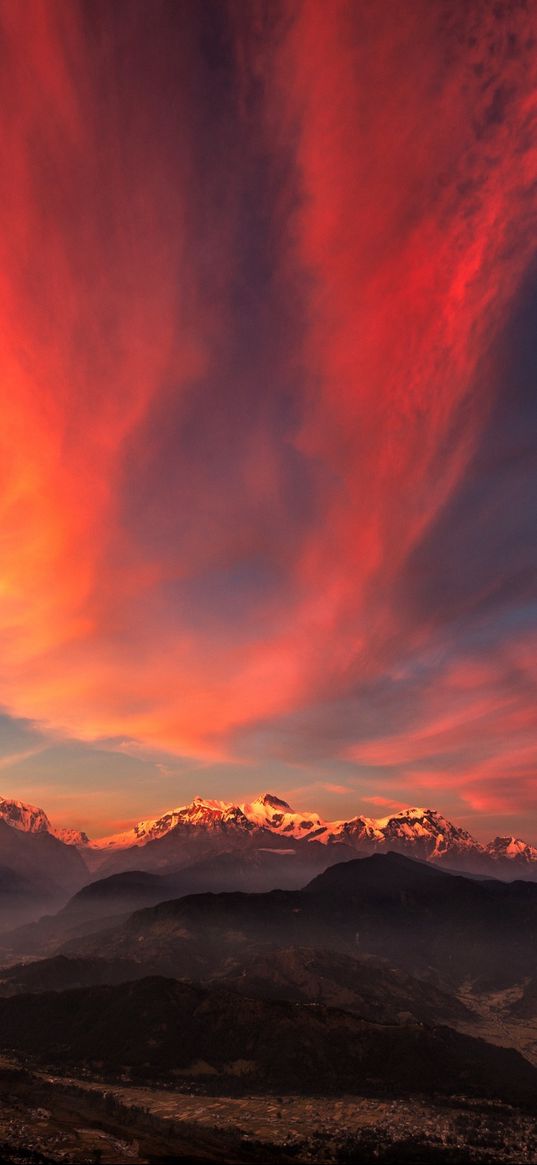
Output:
top-left (2, 790), bottom-right (536, 874)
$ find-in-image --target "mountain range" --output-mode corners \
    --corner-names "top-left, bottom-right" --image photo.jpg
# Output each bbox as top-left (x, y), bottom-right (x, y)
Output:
top-left (2, 842), bottom-right (537, 1154)
top-left (0, 785), bottom-right (536, 942)
top-left (0, 795), bottom-right (89, 846)
top-left (1, 789), bottom-right (537, 879)
top-left (1, 973), bottom-right (536, 1102)
top-left (3, 853), bottom-right (537, 1108)
top-left (54, 851), bottom-right (537, 991)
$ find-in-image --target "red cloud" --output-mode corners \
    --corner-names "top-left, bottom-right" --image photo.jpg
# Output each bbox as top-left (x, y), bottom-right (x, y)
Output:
top-left (262, 2), bottom-right (537, 633)
top-left (0, 0), bottom-right (536, 834)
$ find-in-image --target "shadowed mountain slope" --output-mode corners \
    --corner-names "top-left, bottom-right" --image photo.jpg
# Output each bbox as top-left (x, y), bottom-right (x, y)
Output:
top-left (210, 947), bottom-right (472, 1027)
top-left (0, 945), bottom-right (471, 1031)
top-left (0, 821), bottom-right (88, 932)
top-left (59, 853), bottom-right (537, 990)
top-left (0, 954), bottom-right (151, 996)
top-left (0, 975), bottom-right (535, 1102)
top-left (0, 844), bottom-right (349, 958)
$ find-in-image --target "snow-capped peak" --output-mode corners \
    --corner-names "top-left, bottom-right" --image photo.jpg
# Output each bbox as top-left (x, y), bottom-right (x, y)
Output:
top-left (0, 795), bottom-right (89, 847)
top-left (87, 795), bottom-right (488, 859)
top-left (486, 835), bottom-right (537, 862)
top-left (257, 792), bottom-right (293, 811)
top-left (334, 804), bottom-right (480, 861)
top-left (374, 806), bottom-right (478, 855)
top-left (92, 796), bottom-right (253, 850)
top-left (93, 791), bottom-right (329, 850)
top-left (0, 795), bottom-right (52, 834)
top-left (241, 793), bottom-right (329, 840)
top-left (3, 789), bottom-right (537, 875)
top-left (54, 827), bottom-right (91, 847)
top-left (375, 807), bottom-right (452, 829)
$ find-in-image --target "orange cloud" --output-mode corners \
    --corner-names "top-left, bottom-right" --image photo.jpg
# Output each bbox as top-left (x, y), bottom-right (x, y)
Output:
top-left (0, 0), bottom-right (536, 826)
top-left (263, 1), bottom-right (537, 633)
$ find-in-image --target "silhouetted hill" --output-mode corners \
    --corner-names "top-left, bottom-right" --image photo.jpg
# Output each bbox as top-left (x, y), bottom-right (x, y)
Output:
top-left (0, 954), bottom-right (151, 996)
top-left (0, 864), bottom-right (51, 933)
top-left (0, 868), bottom-right (184, 958)
top-left (0, 945), bottom-right (471, 1029)
top-left (0, 975), bottom-right (534, 1102)
top-left (61, 853), bottom-right (537, 989)
top-left (305, 850), bottom-right (450, 894)
top-left (69, 868), bottom-right (165, 904)
top-left (212, 947), bottom-right (472, 1026)
top-left (0, 906), bottom-right (136, 960)
top-left (0, 822), bottom-right (88, 932)
top-left (0, 820), bottom-right (86, 893)
top-left (0, 845), bottom-right (349, 958)
top-left (167, 844), bottom-right (352, 893)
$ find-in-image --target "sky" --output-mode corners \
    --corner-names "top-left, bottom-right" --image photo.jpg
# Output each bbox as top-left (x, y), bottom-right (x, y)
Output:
top-left (0, 0), bottom-right (536, 841)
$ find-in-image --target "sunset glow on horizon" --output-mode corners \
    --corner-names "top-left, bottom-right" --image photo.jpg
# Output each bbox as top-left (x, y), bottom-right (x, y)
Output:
top-left (0, 0), bottom-right (536, 839)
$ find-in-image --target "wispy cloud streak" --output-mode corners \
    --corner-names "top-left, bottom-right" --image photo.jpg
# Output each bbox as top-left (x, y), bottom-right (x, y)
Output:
top-left (0, 2), bottom-right (536, 829)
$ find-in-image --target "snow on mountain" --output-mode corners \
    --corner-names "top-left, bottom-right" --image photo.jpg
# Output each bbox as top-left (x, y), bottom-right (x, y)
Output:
top-left (373, 807), bottom-right (480, 858)
top-left (89, 793), bottom-right (533, 873)
top-left (0, 796), bottom-right (89, 847)
top-left (93, 791), bottom-right (347, 850)
top-left (486, 836), bottom-right (537, 863)
top-left (93, 796), bottom-right (255, 850)
top-left (0, 796), bottom-right (52, 835)
top-left (334, 815), bottom-right (386, 846)
top-left (54, 828), bottom-right (91, 847)
top-left (2, 790), bottom-right (537, 874)
top-left (240, 792), bottom-right (331, 841)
